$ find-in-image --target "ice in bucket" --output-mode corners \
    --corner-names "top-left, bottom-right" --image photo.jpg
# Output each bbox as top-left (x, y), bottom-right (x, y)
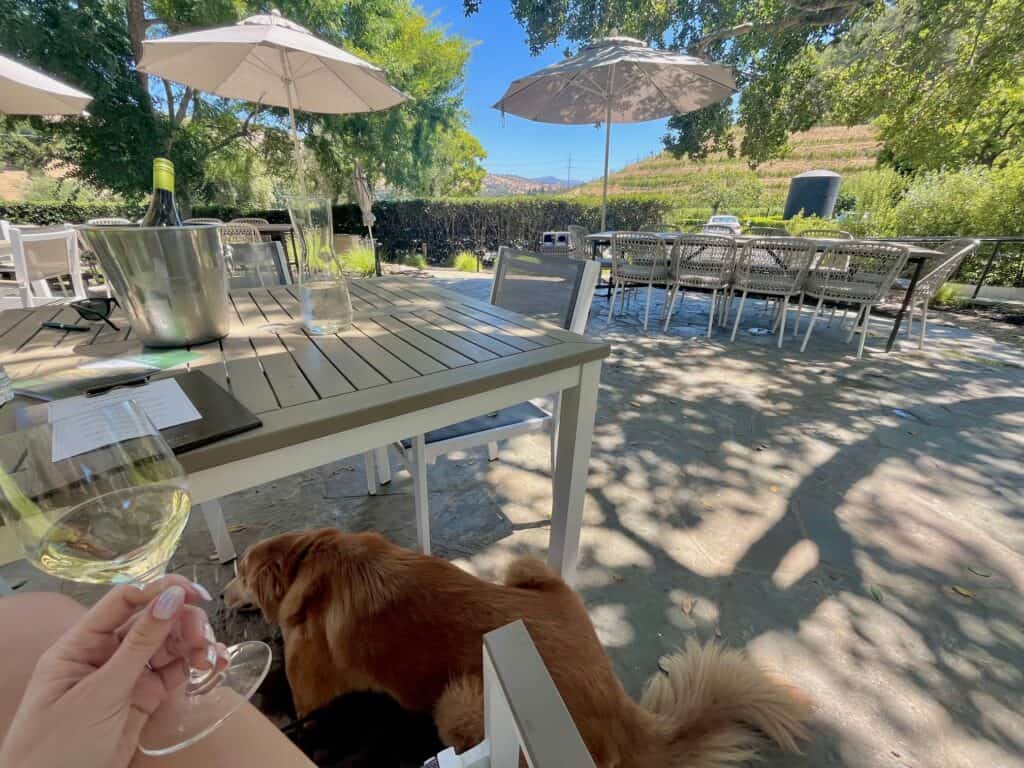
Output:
top-left (285, 195), bottom-right (353, 334)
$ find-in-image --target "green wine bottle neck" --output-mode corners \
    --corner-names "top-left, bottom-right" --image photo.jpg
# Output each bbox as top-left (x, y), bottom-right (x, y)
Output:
top-left (143, 158), bottom-right (182, 227)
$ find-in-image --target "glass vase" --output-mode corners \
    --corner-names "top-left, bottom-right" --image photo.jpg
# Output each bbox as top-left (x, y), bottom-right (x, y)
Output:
top-left (285, 195), bottom-right (353, 334)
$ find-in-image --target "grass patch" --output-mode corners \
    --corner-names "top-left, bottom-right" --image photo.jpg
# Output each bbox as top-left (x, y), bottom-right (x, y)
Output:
top-left (930, 282), bottom-right (965, 308)
top-left (403, 253), bottom-right (428, 269)
top-left (451, 251), bottom-right (479, 272)
top-left (341, 245), bottom-right (377, 277)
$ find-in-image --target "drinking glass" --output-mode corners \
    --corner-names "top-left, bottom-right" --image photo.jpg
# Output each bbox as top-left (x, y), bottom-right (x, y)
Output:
top-left (0, 400), bottom-right (272, 755)
top-left (285, 194), bottom-right (353, 334)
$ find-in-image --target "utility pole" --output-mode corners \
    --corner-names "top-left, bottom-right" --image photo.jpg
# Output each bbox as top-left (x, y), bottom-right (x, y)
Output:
top-left (567, 153), bottom-right (572, 188)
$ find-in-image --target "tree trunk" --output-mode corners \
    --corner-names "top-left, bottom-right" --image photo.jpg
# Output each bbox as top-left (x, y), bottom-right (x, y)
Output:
top-left (125, 0), bottom-right (152, 110)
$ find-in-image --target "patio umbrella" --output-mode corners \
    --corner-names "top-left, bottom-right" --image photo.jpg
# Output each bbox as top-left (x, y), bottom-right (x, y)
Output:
top-left (0, 52), bottom-right (92, 115)
top-left (352, 159), bottom-right (380, 276)
top-left (493, 36), bottom-right (736, 229)
top-left (137, 10), bottom-right (408, 183)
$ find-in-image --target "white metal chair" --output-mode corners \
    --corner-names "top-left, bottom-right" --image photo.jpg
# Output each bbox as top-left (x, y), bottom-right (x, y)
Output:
top-left (4, 225), bottom-right (86, 308)
top-left (800, 240), bottom-right (910, 358)
top-left (183, 217), bottom-right (223, 224)
top-left (374, 246), bottom-right (599, 555)
top-left (662, 234), bottom-right (736, 336)
top-left (607, 232), bottom-right (670, 330)
top-left (728, 237), bottom-right (815, 346)
top-left (229, 217), bottom-right (270, 226)
top-left (892, 238), bottom-right (978, 350)
top-left (226, 241), bottom-right (292, 288)
top-left (567, 225), bottom-right (588, 257)
top-left (747, 226), bottom-right (790, 237)
top-left (427, 620), bottom-right (596, 768)
top-left (85, 217), bottom-right (132, 225)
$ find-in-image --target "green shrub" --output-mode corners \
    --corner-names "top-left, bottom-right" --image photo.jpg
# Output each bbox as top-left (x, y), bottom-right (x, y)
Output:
top-left (403, 253), bottom-right (427, 269)
top-left (890, 167), bottom-right (990, 236)
top-left (451, 252), bottom-right (479, 272)
top-left (930, 283), bottom-right (964, 308)
top-left (0, 200), bottom-right (143, 224)
top-left (341, 245), bottom-right (377, 277)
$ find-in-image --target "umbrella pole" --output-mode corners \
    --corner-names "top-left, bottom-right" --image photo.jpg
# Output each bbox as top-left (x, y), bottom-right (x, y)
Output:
top-left (280, 49), bottom-right (306, 191)
top-left (600, 63), bottom-right (615, 231)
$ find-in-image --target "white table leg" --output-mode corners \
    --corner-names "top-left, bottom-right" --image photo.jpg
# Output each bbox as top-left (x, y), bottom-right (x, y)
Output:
top-left (374, 446), bottom-right (392, 485)
top-left (364, 451), bottom-right (379, 496)
top-left (200, 499), bottom-right (237, 563)
top-left (548, 360), bottom-right (601, 585)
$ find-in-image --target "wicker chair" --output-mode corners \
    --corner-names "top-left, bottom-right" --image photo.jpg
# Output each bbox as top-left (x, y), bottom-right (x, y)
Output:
top-left (85, 217), bottom-right (132, 226)
top-left (219, 221), bottom-right (261, 245)
top-left (642, 223), bottom-right (681, 232)
top-left (230, 217), bottom-right (270, 226)
top-left (663, 234), bottom-right (736, 336)
top-left (892, 238), bottom-right (978, 349)
top-left (607, 232), bottom-right (671, 330)
top-left (799, 228), bottom-right (853, 240)
top-left (183, 217), bottom-right (223, 224)
top-left (747, 226), bottom-right (789, 237)
top-left (800, 240), bottom-right (910, 358)
top-left (567, 224), bottom-right (589, 258)
top-left (728, 237), bottom-right (815, 346)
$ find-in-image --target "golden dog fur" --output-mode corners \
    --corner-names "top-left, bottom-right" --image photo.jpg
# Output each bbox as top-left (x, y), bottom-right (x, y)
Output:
top-left (224, 528), bottom-right (810, 767)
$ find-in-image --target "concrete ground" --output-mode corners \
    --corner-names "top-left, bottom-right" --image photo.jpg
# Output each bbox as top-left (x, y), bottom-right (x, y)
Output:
top-left (5, 267), bottom-right (1022, 767)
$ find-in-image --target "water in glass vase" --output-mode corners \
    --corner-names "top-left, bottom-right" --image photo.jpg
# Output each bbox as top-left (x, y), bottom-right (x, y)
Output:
top-left (29, 485), bottom-right (191, 584)
top-left (302, 280), bottom-right (353, 334)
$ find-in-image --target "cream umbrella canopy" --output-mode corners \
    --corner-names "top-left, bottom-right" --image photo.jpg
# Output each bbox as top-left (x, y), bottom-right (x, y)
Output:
top-left (0, 52), bottom-right (92, 115)
top-left (138, 10), bottom-right (408, 180)
top-left (493, 36), bottom-right (736, 229)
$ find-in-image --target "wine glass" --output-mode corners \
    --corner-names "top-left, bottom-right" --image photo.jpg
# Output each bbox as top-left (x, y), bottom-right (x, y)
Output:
top-left (0, 399), bottom-right (272, 755)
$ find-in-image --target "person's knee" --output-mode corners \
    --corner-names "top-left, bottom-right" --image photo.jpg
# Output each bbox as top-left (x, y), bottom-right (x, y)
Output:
top-left (0, 591), bottom-right (84, 662)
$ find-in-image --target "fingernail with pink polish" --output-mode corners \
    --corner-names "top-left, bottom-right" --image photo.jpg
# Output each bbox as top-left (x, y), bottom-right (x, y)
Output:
top-left (204, 622), bottom-right (216, 644)
top-left (192, 582), bottom-right (212, 601)
top-left (153, 585), bottom-right (185, 620)
top-left (207, 646), bottom-right (217, 667)
top-left (217, 643), bottom-right (230, 662)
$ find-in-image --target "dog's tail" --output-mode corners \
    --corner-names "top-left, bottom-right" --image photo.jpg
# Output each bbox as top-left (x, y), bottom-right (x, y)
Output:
top-left (639, 640), bottom-right (811, 768)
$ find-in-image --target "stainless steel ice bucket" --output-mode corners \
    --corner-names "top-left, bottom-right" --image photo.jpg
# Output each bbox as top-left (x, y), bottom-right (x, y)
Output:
top-left (78, 225), bottom-right (230, 347)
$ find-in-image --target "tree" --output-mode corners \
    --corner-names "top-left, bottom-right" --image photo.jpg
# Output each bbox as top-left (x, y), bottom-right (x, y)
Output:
top-left (0, 0), bottom-right (482, 205)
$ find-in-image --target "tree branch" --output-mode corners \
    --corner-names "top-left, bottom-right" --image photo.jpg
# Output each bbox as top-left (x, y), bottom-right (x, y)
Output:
top-left (204, 106), bottom-right (265, 157)
top-left (126, 0), bottom-right (152, 110)
top-left (173, 88), bottom-right (195, 125)
top-left (162, 79), bottom-right (175, 123)
top-left (691, 0), bottom-right (871, 54)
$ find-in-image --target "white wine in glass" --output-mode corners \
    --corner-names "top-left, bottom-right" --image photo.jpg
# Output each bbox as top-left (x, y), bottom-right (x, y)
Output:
top-left (0, 399), bottom-right (271, 755)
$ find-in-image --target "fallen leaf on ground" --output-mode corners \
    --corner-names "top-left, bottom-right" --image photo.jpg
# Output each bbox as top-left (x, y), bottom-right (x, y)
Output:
top-left (702, 502), bottom-right (713, 510)
top-left (680, 597), bottom-right (697, 615)
top-left (967, 567), bottom-right (992, 578)
top-left (713, 625), bottom-right (723, 639)
top-left (10, 579), bottom-right (27, 590)
top-left (769, 485), bottom-right (781, 493)
top-left (868, 585), bottom-right (884, 602)
top-left (611, 573), bottom-right (624, 583)
top-left (227, 524), bottom-right (248, 533)
top-left (951, 585), bottom-right (975, 599)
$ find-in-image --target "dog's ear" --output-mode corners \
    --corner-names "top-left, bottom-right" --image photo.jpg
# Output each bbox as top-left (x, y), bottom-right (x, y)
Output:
top-left (250, 555), bottom-right (287, 623)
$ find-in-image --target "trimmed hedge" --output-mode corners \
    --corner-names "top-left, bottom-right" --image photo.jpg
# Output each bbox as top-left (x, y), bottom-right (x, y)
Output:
top-left (0, 200), bottom-right (144, 225)
top-left (191, 197), bottom-right (670, 262)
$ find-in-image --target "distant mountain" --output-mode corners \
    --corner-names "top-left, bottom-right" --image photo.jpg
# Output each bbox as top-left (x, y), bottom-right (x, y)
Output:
top-left (480, 174), bottom-right (582, 197)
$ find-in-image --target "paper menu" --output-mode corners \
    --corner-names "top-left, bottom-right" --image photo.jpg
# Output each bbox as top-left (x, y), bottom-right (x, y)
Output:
top-left (48, 378), bottom-right (202, 462)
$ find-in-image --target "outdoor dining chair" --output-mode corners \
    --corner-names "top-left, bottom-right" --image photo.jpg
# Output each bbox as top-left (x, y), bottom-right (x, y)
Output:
top-left (892, 238), bottom-right (979, 350)
top-left (701, 224), bottom-right (735, 235)
top-left (642, 223), bottom-right (681, 232)
top-left (728, 237), bottom-right (815, 346)
top-left (567, 224), bottom-right (589, 257)
top-left (183, 217), bottom-right (223, 224)
top-left (662, 233), bottom-right (736, 336)
top-left (607, 232), bottom-right (671, 330)
top-left (4, 225), bottom-right (86, 308)
top-left (219, 221), bottom-right (262, 245)
top-left (372, 246), bottom-right (600, 555)
top-left (226, 240), bottom-right (292, 288)
top-left (85, 217), bottom-right (132, 225)
top-left (800, 240), bottom-right (910, 358)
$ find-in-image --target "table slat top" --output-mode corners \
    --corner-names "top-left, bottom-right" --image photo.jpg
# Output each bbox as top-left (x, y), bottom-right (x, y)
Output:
top-left (0, 277), bottom-right (608, 474)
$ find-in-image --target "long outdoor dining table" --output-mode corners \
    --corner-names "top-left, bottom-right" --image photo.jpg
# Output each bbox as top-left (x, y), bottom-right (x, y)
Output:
top-left (0, 277), bottom-right (610, 584)
top-left (586, 231), bottom-right (942, 352)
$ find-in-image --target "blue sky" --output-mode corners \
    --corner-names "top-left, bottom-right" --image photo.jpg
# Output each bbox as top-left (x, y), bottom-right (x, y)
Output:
top-left (426, 1), bottom-right (669, 181)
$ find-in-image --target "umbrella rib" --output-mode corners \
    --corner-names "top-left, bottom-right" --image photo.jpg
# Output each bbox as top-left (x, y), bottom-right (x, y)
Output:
top-left (631, 60), bottom-right (706, 116)
top-left (526, 68), bottom-right (590, 122)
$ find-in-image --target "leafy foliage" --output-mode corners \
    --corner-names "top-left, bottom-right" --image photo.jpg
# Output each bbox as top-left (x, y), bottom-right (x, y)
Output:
top-left (340, 245), bottom-right (378, 277)
top-left (451, 251), bottom-right (480, 271)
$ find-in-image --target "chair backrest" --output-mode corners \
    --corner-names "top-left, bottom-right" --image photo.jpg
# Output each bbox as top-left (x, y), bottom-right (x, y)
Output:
top-left (85, 217), bottom-right (132, 226)
top-left (812, 240), bottom-right (910, 302)
top-left (230, 217), bottom-right (270, 226)
top-left (701, 224), bottom-right (734, 235)
top-left (226, 241), bottom-right (292, 289)
top-left (915, 238), bottom-right (979, 298)
top-left (184, 217), bottom-right (223, 224)
top-left (9, 225), bottom-right (85, 306)
top-left (733, 237), bottom-right (815, 295)
top-left (799, 228), bottom-right (850, 240)
top-left (747, 226), bottom-right (790, 237)
top-left (219, 221), bottom-right (261, 245)
top-left (567, 225), bottom-right (588, 254)
top-left (642, 223), bottom-right (681, 232)
top-left (0, 220), bottom-right (10, 240)
top-left (609, 232), bottom-right (669, 277)
top-left (491, 246), bottom-right (599, 334)
top-left (671, 233), bottom-right (736, 284)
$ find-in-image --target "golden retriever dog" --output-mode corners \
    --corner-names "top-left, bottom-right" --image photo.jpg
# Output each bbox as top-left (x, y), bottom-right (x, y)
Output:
top-left (224, 528), bottom-right (810, 767)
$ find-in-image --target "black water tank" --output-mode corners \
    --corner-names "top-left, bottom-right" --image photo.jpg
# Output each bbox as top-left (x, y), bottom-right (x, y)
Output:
top-left (783, 169), bottom-right (841, 220)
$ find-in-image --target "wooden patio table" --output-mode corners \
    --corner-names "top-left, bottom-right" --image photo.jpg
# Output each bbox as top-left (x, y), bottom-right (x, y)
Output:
top-left (0, 277), bottom-right (609, 584)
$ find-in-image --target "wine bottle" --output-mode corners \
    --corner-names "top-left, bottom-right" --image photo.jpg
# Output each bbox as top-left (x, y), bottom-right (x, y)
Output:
top-left (141, 157), bottom-right (182, 226)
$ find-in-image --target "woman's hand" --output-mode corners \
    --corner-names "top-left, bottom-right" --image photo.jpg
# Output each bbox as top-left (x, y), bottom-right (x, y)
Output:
top-left (0, 575), bottom-right (228, 768)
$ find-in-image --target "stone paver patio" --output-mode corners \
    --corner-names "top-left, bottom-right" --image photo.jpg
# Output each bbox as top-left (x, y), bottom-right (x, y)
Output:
top-left (5, 268), bottom-right (1022, 767)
